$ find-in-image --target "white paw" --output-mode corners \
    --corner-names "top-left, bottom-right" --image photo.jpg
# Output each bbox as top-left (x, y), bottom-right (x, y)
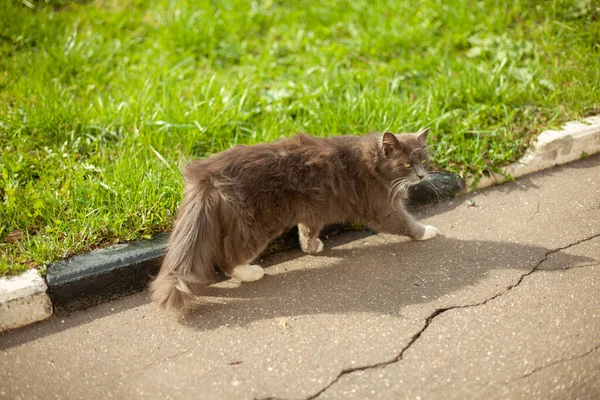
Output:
top-left (230, 264), bottom-right (264, 282)
top-left (315, 239), bottom-right (324, 253)
top-left (416, 225), bottom-right (439, 241)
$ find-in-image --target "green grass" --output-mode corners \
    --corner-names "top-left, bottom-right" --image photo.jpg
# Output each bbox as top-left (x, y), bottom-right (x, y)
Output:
top-left (1, 0), bottom-right (599, 276)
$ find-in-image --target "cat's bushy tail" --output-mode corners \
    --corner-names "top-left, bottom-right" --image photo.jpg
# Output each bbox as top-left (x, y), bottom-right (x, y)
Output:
top-left (150, 184), bottom-right (217, 312)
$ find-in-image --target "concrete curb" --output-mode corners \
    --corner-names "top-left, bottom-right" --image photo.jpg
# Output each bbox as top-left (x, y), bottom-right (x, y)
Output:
top-left (2, 114), bottom-right (599, 332)
top-left (472, 114), bottom-right (600, 190)
top-left (0, 270), bottom-right (52, 332)
top-left (46, 234), bottom-right (168, 314)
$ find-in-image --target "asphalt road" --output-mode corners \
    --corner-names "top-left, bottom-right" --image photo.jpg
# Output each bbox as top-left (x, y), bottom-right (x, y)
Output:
top-left (2, 155), bottom-right (600, 400)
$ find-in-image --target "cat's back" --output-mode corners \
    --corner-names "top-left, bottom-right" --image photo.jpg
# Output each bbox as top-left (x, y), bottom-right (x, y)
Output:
top-left (186, 134), bottom-right (349, 179)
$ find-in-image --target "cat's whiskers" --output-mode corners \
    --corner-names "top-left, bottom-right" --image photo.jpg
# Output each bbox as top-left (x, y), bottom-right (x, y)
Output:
top-left (389, 177), bottom-right (407, 193)
top-left (425, 179), bottom-right (443, 202)
top-left (388, 179), bottom-right (404, 201)
top-left (423, 171), bottom-right (449, 202)
top-left (389, 178), bottom-right (413, 206)
top-left (388, 178), bottom-right (405, 196)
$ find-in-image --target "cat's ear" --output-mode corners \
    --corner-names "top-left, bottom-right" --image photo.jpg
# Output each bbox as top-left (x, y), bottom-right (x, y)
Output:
top-left (417, 128), bottom-right (430, 143)
top-left (382, 132), bottom-right (401, 156)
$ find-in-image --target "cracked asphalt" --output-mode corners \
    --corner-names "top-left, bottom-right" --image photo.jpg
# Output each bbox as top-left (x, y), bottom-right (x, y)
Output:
top-left (2, 154), bottom-right (600, 400)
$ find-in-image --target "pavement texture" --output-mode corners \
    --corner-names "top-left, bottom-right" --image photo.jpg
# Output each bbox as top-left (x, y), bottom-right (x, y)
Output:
top-left (1, 154), bottom-right (600, 400)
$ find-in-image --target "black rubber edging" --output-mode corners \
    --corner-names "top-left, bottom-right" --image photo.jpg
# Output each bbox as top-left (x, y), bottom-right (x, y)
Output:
top-left (45, 172), bottom-right (464, 314)
top-left (46, 234), bottom-right (168, 314)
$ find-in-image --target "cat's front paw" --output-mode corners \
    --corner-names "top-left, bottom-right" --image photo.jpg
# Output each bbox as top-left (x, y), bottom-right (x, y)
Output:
top-left (415, 225), bottom-right (439, 241)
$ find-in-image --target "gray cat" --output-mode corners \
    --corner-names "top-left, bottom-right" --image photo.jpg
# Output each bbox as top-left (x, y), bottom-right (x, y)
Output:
top-left (150, 129), bottom-right (439, 311)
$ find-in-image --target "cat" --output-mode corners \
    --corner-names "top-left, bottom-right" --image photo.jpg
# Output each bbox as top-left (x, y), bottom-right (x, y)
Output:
top-left (150, 128), bottom-right (439, 311)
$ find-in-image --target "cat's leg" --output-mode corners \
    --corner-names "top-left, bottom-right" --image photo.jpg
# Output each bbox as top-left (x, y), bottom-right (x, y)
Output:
top-left (298, 223), bottom-right (324, 254)
top-left (372, 209), bottom-right (439, 241)
top-left (221, 236), bottom-right (266, 282)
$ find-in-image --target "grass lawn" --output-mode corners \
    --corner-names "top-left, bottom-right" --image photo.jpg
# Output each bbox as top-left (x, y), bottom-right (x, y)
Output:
top-left (1, 0), bottom-right (599, 276)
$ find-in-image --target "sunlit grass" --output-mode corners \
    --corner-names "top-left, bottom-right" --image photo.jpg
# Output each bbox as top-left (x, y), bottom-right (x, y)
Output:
top-left (1, 0), bottom-right (599, 275)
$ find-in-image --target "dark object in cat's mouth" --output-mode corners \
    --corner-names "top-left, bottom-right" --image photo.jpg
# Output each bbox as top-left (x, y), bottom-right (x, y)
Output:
top-left (407, 171), bottom-right (464, 206)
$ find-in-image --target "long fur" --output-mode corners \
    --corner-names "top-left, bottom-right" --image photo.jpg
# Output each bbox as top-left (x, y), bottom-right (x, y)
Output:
top-left (149, 184), bottom-right (218, 311)
top-left (150, 130), bottom-right (433, 311)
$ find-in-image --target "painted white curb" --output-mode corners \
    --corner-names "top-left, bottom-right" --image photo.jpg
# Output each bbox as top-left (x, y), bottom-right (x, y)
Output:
top-left (0, 269), bottom-right (53, 332)
top-left (473, 114), bottom-right (600, 190)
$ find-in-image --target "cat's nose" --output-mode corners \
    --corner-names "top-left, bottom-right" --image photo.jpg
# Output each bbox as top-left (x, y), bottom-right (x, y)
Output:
top-left (417, 173), bottom-right (426, 180)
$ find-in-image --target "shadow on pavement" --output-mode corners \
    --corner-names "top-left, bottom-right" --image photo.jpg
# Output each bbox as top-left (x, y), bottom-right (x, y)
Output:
top-left (182, 235), bottom-right (593, 331)
top-left (1, 233), bottom-right (593, 349)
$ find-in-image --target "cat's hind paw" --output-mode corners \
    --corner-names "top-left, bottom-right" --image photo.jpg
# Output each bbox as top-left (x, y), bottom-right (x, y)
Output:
top-left (315, 238), bottom-right (324, 253)
top-left (415, 225), bottom-right (439, 241)
top-left (302, 238), bottom-right (324, 254)
top-left (230, 264), bottom-right (265, 282)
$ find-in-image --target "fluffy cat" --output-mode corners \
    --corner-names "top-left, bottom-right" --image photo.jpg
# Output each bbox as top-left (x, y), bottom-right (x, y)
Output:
top-left (150, 128), bottom-right (439, 311)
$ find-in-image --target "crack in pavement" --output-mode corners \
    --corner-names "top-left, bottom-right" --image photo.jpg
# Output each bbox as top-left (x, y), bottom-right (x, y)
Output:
top-left (263, 232), bottom-right (600, 400)
top-left (506, 344), bottom-right (600, 383)
top-left (527, 199), bottom-right (541, 222)
top-left (140, 350), bottom-right (188, 372)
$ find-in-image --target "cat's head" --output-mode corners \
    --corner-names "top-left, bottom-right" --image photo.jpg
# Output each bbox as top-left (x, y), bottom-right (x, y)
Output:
top-left (377, 128), bottom-right (431, 185)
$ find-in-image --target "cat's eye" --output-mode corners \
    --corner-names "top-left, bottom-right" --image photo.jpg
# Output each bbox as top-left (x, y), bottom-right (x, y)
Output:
top-left (421, 160), bottom-right (426, 164)
top-left (404, 163), bottom-right (412, 168)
